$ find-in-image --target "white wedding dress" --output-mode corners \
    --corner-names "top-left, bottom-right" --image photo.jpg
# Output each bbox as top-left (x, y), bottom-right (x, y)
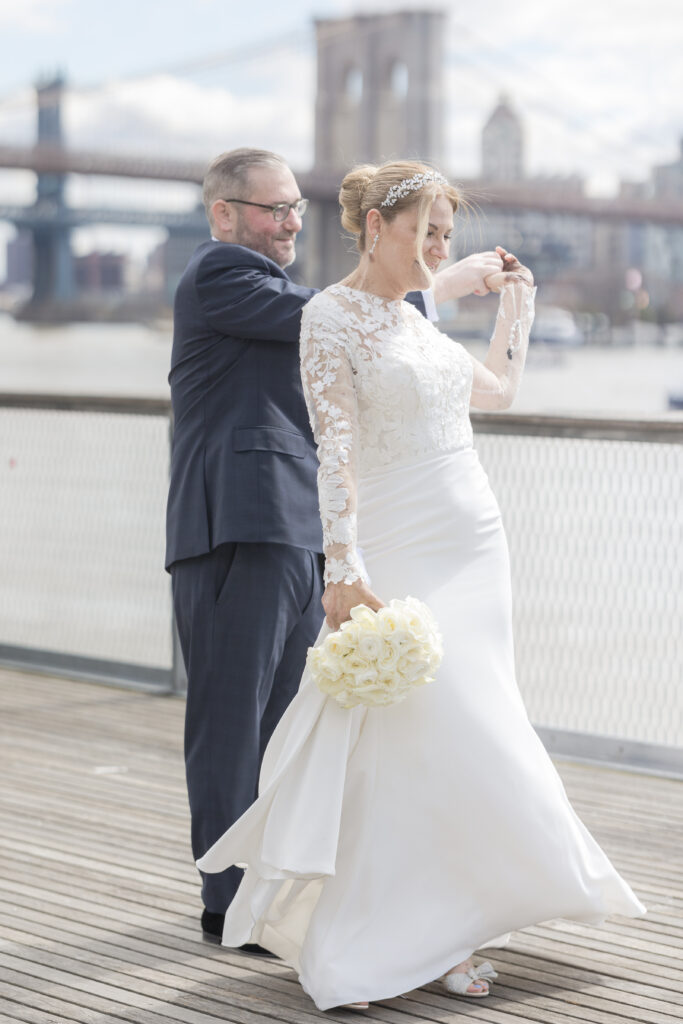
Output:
top-left (197, 281), bottom-right (645, 1010)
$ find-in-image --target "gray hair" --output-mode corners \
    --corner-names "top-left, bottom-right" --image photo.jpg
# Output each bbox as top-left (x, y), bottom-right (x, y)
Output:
top-left (202, 148), bottom-right (289, 227)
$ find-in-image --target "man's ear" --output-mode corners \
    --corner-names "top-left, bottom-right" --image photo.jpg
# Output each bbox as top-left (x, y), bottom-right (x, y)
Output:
top-left (211, 199), bottom-right (234, 238)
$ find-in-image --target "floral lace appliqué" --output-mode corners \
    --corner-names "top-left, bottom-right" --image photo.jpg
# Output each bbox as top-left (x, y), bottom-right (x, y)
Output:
top-left (300, 282), bottom-right (535, 585)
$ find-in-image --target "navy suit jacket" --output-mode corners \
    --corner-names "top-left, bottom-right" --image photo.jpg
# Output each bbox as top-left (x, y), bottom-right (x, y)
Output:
top-left (165, 240), bottom-right (426, 570)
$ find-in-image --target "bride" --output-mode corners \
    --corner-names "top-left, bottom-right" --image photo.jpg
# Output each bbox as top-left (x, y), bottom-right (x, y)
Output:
top-left (197, 160), bottom-right (645, 1011)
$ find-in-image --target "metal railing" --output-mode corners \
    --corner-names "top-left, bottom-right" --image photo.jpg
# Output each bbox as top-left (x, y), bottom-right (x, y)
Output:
top-left (471, 411), bottom-right (682, 777)
top-left (1, 393), bottom-right (681, 774)
top-left (0, 393), bottom-right (181, 692)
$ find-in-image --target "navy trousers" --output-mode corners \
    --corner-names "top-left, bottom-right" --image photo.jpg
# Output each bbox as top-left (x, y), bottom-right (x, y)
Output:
top-left (171, 541), bottom-right (325, 913)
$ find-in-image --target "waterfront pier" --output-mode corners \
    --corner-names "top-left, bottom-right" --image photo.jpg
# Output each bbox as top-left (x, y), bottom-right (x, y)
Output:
top-left (1, 669), bottom-right (681, 1024)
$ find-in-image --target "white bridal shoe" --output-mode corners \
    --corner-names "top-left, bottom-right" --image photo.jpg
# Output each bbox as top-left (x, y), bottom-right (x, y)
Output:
top-left (440, 960), bottom-right (498, 998)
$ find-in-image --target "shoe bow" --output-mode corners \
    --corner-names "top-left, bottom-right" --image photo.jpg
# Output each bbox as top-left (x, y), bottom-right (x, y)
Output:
top-left (441, 960), bottom-right (498, 994)
top-left (469, 961), bottom-right (498, 983)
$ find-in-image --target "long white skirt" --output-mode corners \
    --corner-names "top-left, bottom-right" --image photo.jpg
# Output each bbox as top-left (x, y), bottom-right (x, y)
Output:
top-left (197, 446), bottom-right (645, 1010)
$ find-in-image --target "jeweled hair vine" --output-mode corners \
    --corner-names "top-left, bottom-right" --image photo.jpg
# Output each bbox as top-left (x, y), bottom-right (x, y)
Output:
top-left (380, 172), bottom-right (449, 209)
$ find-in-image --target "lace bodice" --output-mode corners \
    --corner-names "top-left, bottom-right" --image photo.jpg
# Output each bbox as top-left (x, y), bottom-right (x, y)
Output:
top-left (300, 282), bottom-right (535, 585)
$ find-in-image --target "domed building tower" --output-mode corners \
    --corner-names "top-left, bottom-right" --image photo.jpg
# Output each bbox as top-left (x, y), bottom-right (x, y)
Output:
top-left (481, 94), bottom-right (524, 182)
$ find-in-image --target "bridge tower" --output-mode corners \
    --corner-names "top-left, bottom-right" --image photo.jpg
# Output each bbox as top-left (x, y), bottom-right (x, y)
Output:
top-left (26, 74), bottom-right (75, 315)
top-left (314, 9), bottom-right (445, 170)
top-left (304, 9), bottom-right (447, 288)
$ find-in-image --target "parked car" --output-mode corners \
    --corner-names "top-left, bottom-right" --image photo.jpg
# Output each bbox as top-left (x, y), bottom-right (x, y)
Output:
top-left (530, 305), bottom-right (585, 346)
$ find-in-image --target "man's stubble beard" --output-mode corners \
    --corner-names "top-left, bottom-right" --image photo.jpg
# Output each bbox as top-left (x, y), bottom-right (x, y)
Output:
top-left (233, 217), bottom-right (296, 269)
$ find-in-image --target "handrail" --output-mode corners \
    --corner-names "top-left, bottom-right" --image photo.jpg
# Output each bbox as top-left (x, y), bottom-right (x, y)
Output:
top-left (470, 411), bottom-right (683, 444)
top-left (0, 393), bottom-right (172, 415)
top-left (1, 393), bottom-right (681, 444)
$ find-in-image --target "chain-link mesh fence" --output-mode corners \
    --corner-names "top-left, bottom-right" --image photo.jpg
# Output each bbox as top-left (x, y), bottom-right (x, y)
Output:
top-left (1, 397), bottom-right (681, 764)
top-left (0, 398), bottom-right (172, 685)
top-left (474, 419), bottom-right (682, 754)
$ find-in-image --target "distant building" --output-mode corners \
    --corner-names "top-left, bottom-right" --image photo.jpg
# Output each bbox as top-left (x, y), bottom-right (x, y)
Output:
top-left (74, 251), bottom-right (125, 292)
top-left (164, 226), bottom-right (210, 304)
top-left (145, 224), bottom-right (210, 306)
top-left (144, 240), bottom-right (166, 295)
top-left (619, 180), bottom-right (651, 201)
top-left (652, 138), bottom-right (683, 201)
top-left (5, 231), bottom-right (33, 287)
top-left (481, 95), bottom-right (524, 182)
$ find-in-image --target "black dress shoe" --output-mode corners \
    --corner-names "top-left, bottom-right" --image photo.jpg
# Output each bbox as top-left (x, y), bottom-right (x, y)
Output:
top-left (201, 908), bottom-right (225, 942)
top-left (201, 909), bottom-right (276, 957)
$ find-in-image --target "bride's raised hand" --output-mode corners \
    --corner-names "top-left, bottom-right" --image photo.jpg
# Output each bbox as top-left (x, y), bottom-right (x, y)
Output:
top-left (322, 580), bottom-right (385, 632)
top-left (484, 246), bottom-right (534, 293)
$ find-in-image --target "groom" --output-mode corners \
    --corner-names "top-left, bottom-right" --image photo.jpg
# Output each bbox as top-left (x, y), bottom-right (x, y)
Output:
top-left (166, 147), bottom-right (505, 949)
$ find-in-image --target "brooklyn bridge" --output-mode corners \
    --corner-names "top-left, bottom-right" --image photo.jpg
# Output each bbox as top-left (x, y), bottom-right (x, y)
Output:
top-left (1, 9), bottom-right (683, 319)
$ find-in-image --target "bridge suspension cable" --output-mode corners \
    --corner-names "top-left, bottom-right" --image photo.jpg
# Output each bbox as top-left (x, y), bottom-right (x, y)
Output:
top-left (0, 25), bottom-right (312, 112)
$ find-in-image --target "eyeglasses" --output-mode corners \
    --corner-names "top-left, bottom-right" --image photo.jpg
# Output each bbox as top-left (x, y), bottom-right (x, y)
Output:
top-left (221, 198), bottom-right (309, 222)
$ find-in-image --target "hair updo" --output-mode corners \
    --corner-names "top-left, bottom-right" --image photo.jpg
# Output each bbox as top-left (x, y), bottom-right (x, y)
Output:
top-left (338, 160), bottom-right (461, 253)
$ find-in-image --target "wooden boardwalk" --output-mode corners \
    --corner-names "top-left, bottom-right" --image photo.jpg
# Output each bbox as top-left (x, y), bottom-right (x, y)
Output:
top-left (0, 668), bottom-right (681, 1024)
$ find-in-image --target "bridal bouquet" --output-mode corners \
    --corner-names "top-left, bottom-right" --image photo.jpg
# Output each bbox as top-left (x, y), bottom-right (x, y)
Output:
top-left (307, 597), bottom-right (443, 709)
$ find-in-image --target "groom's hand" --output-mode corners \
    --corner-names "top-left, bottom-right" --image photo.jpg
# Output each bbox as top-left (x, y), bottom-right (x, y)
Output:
top-left (323, 580), bottom-right (385, 631)
top-left (484, 248), bottom-right (534, 293)
top-left (432, 250), bottom-right (506, 303)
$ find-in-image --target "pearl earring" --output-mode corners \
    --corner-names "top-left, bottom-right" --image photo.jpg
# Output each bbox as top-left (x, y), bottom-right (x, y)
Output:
top-left (369, 233), bottom-right (379, 256)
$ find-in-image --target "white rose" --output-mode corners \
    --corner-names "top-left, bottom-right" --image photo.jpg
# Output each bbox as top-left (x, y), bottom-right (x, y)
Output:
top-left (320, 654), bottom-right (343, 679)
top-left (376, 671), bottom-right (403, 695)
top-left (335, 628), bottom-right (359, 656)
top-left (345, 653), bottom-right (369, 675)
top-left (377, 642), bottom-right (400, 672)
top-left (353, 667), bottom-right (379, 689)
top-left (376, 607), bottom-right (402, 637)
top-left (401, 660), bottom-right (428, 683)
top-left (356, 632), bottom-right (383, 661)
top-left (387, 628), bottom-right (412, 649)
top-left (349, 604), bottom-right (378, 629)
top-left (323, 633), bottom-right (348, 659)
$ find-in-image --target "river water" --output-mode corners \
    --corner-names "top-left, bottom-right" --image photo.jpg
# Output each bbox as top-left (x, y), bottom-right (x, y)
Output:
top-left (1, 313), bottom-right (682, 414)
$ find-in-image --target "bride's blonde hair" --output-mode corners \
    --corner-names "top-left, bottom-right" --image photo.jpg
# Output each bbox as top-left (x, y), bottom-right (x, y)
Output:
top-left (339, 160), bottom-right (461, 285)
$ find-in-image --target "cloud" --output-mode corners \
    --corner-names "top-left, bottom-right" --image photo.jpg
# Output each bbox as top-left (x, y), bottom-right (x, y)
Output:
top-left (63, 45), bottom-right (315, 168)
top-left (0, 0), bottom-right (72, 32)
top-left (0, 86), bottom-right (35, 145)
top-left (0, 169), bottom-right (36, 204)
top-left (441, 0), bottom-right (683, 189)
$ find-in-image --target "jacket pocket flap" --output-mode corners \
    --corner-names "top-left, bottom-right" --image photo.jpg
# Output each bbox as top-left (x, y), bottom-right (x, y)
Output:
top-left (233, 426), bottom-right (306, 458)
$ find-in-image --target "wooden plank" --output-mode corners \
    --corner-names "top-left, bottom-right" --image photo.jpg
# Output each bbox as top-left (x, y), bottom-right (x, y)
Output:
top-left (482, 949), bottom-right (681, 1017)
top-left (507, 932), bottom-right (682, 992)
top-left (1, 668), bottom-right (681, 1024)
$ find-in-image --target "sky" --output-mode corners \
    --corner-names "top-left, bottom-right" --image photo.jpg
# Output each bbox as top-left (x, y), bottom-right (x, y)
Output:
top-left (0, 0), bottom-right (681, 263)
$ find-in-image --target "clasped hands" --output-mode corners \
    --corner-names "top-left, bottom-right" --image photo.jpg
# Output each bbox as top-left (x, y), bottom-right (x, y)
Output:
top-left (433, 245), bottom-right (533, 303)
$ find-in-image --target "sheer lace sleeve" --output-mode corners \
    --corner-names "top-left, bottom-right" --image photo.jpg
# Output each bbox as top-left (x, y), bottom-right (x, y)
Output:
top-left (470, 281), bottom-right (536, 410)
top-left (300, 301), bottom-right (369, 587)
